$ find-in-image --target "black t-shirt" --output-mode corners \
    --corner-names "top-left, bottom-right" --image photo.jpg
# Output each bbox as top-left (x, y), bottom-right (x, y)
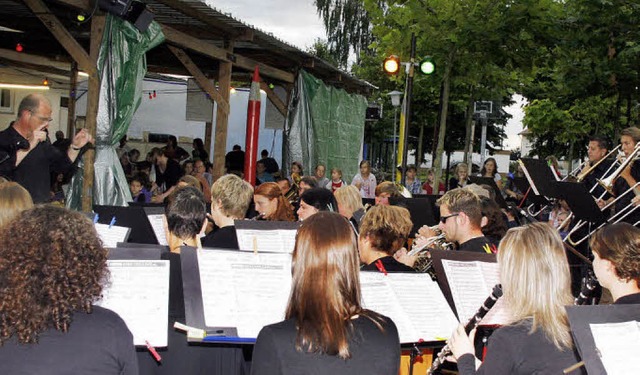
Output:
top-left (202, 225), bottom-right (239, 250)
top-left (614, 292), bottom-right (640, 304)
top-left (225, 150), bottom-right (245, 172)
top-left (457, 236), bottom-right (493, 253)
top-left (457, 319), bottom-right (585, 375)
top-left (261, 157), bottom-right (279, 174)
top-left (0, 306), bottom-right (138, 375)
top-left (155, 158), bottom-right (183, 191)
top-left (361, 255), bottom-right (415, 273)
top-left (0, 125), bottom-right (73, 203)
top-left (613, 159), bottom-right (640, 224)
top-left (251, 315), bottom-right (400, 375)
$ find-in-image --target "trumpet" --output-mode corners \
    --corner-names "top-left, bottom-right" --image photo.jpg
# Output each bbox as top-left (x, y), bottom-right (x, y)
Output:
top-left (284, 172), bottom-right (301, 203)
top-left (409, 226), bottom-right (453, 273)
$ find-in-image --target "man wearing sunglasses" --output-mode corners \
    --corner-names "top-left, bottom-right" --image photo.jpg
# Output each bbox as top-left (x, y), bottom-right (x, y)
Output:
top-left (419, 187), bottom-right (492, 253)
top-left (0, 94), bottom-right (93, 203)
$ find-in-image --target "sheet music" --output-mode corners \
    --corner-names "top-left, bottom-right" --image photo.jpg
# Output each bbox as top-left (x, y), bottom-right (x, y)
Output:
top-left (236, 229), bottom-right (297, 253)
top-left (442, 260), bottom-right (509, 326)
top-left (95, 223), bottom-right (131, 248)
top-left (197, 249), bottom-right (292, 338)
top-left (589, 321), bottom-right (640, 374)
top-left (147, 214), bottom-right (168, 246)
top-left (360, 272), bottom-right (458, 343)
top-left (97, 260), bottom-right (170, 347)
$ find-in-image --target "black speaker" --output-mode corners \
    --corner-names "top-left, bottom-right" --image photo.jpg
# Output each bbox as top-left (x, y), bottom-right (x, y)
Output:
top-left (366, 104), bottom-right (382, 120)
top-left (98, 0), bottom-right (133, 17)
top-left (125, 1), bottom-right (154, 33)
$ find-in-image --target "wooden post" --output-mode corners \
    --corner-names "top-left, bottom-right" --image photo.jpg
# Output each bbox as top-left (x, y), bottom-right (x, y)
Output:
top-left (67, 61), bottom-right (78, 139)
top-left (204, 121), bottom-right (213, 159)
top-left (213, 44), bottom-right (233, 180)
top-left (260, 82), bottom-right (287, 117)
top-left (81, 15), bottom-right (105, 212)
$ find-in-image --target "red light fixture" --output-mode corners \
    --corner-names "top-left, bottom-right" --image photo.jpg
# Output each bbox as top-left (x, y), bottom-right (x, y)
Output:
top-left (15, 43), bottom-right (23, 52)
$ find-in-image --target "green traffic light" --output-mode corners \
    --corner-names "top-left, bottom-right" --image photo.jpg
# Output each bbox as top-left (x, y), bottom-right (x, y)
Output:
top-left (419, 58), bottom-right (435, 75)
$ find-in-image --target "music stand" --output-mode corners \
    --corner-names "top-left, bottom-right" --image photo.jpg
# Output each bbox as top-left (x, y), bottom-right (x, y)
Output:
top-left (519, 158), bottom-right (563, 201)
top-left (555, 181), bottom-right (607, 226)
top-left (566, 304), bottom-right (640, 375)
top-left (389, 197), bottom-right (437, 236)
top-left (93, 205), bottom-right (159, 245)
top-left (468, 176), bottom-right (508, 209)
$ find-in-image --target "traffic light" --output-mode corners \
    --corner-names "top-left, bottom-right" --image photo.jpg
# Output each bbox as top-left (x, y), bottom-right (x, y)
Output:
top-left (419, 57), bottom-right (435, 75)
top-left (383, 55), bottom-right (401, 75)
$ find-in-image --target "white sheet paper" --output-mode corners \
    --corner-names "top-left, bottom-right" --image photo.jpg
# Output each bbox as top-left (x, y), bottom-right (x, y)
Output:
top-left (441, 260), bottom-right (508, 326)
top-left (197, 249), bottom-right (292, 338)
top-left (360, 272), bottom-right (459, 343)
top-left (95, 223), bottom-right (131, 248)
top-left (590, 321), bottom-right (640, 374)
top-left (147, 214), bottom-right (168, 246)
top-left (97, 260), bottom-right (170, 347)
top-left (236, 229), bottom-right (297, 253)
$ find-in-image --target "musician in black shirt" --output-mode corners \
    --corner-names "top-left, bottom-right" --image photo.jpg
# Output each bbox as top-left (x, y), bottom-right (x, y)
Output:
top-left (591, 223), bottom-right (640, 305)
top-left (359, 205), bottom-right (414, 272)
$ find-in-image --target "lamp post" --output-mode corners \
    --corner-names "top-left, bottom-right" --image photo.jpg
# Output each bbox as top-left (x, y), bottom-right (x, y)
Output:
top-left (387, 90), bottom-right (403, 180)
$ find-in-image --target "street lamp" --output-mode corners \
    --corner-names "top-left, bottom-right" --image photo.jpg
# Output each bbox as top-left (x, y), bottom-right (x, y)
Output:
top-left (387, 90), bottom-right (403, 180)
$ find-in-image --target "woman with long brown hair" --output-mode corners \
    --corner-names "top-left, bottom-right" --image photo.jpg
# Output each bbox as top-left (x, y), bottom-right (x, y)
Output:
top-left (253, 182), bottom-right (295, 221)
top-left (0, 205), bottom-right (137, 373)
top-left (251, 212), bottom-right (400, 374)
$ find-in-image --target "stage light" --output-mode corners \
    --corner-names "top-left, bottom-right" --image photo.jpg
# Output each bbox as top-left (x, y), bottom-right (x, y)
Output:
top-left (42, 77), bottom-right (49, 86)
top-left (383, 55), bottom-right (401, 75)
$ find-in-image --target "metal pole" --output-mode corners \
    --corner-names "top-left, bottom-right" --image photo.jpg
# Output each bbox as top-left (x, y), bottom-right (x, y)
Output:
top-left (480, 113), bottom-right (488, 164)
top-left (400, 33), bottom-right (416, 186)
top-left (392, 107), bottom-right (398, 177)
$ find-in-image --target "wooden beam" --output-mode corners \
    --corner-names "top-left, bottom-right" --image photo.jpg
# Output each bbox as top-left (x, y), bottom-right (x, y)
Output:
top-left (212, 44), bottom-right (233, 180)
top-left (81, 14), bottom-right (105, 212)
top-left (0, 48), bottom-right (71, 70)
top-left (167, 45), bottom-right (230, 115)
top-left (21, 0), bottom-right (96, 76)
top-left (153, 0), bottom-right (248, 40)
top-left (260, 82), bottom-right (288, 117)
top-left (161, 24), bottom-right (294, 84)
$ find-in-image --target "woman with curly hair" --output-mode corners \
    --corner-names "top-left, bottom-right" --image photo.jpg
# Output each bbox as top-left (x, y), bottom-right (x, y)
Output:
top-left (0, 205), bottom-right (137, 374)
top-left (253, 182), bottom-right (295, 221)
top-left (590, 222), bottom-right (640, 304)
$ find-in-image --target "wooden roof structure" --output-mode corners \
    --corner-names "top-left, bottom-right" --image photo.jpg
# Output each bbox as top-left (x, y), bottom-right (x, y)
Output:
top-left (0, 0), bottom-right (374, 210)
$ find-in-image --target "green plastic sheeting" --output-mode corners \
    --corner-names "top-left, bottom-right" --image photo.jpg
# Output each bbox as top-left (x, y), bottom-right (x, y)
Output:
top-left (67, 15), bottom-right (164, 210)
top-left (285, 70), bottom-right (367, 183)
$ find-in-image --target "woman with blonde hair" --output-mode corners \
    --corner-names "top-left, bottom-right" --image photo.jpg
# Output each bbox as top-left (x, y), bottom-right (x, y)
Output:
top-left (251, 212), bottom-right (400, 374)
top-left (0, 181), bottom-right (33, 227)
top-left (450, 163), bottom-right (470, 190)
top-left (253, 182), bottom-right (295, 221)
top-left (449, 222), bottom-right (582, 374)
top-left (334, 185), bottom-right (365, 230)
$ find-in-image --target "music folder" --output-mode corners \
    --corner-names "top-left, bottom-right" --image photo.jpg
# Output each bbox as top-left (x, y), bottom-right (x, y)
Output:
top-left (566, 304), bottom-right (640, 374)
top-left (234, 220), bottom-right (300, 253)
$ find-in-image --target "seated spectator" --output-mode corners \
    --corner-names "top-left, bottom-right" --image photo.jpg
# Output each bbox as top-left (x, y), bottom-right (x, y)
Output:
top-left (254, 182), bottom-right (295, 221)
top-left (260, 149), bottom-right (279, 174)
top-left (203, 174), bottom-right (254, 249)
top-left (163, 135), bottom-right (189, 162)
top-left (297, 188), bottom-right (338, 221)
top-left (252, 212), bottom-right (400, 374)
top-left (0, 205), bottom-right (136, 373)
top-left (404, 165), bottom-right (423, 195)
top-left (327, 167), bottom-right (346, 192)
top-left (191, 138), bottom-right (209, 162)
top-left (359, 205), bottom-right (414, 273)
top-left (314, 164), bottom-right (329, 189)
top-left (0, 181), bottom-right (33, 227)
top-left (422, 167), bottom-right (445, 195)
top-left (130, 173), bottom-right (151, 203)
top-left (256, 160), bottom-right (274, 185)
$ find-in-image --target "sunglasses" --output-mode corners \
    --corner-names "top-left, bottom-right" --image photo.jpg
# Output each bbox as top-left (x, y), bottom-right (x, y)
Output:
top-left (440, 213), bottom-right (459, 224)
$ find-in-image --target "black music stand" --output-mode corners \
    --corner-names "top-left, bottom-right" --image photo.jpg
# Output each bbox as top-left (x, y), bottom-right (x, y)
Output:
top-left (429, 249), bottom-right (497, 317)
top-left (468, 176), bottom-right (508, 209)
top-left (555, 181), bottom-right (607, 226)
top-left (519, 158), bottom-right (563, 203)
top-left (566, 304), bottom-right (640, 375)
top-left (93, 205), bottom-right (159, 244)
top-left (389, 197), bottom-right (437, 236)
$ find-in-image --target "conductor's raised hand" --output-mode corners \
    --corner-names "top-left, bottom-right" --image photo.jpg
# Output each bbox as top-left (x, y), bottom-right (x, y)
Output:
top-left (71, 128), bottom-right (94, 149)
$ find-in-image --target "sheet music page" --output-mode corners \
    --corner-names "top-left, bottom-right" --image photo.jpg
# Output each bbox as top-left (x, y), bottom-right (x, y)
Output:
top-left (97, 260), bottom-right (169, 347)
top-left (359, 272), bottom-right (416, 343)
top-left (442, 260), bottom-right (509, 326)
top-left (589, 321), bottom-right (640, 374)
top-left (236, 229), bottom-right (296, 253)
top-left (197, 250), bottom-right (292, 338)
top-left (147, 214), bottom-right (168, 246)
top-left (386, 273), bottom-right (459, 341)
top-left (477, 262), bottom-right (509, 325)
top-left (95, 223), bottom-right (131, 248)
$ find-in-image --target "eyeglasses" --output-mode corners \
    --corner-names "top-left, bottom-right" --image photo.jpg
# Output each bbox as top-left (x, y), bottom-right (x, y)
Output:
top-left (30, 111), bottom-right (53, 123)
top-left (440, 213), bottom-right (459, 224)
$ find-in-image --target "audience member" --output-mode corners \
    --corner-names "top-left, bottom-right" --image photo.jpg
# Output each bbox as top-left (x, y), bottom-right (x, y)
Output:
top-left (151, 148), bottom-right (183, 193)
top-left (260, 149), bottom-right (279, 175)
top-left (129, 173), bottom-right (151, 203)
top-left (52, 130), bottom-right (70, 153)
top-left (449, 163), bottom-right (470, 190)
top-left (479, 157), bottom-right (503, 190)
top-left (314, 164), bottom-right (330, 189)
top-left (404, 165), bottom-right (423, 195)
top-left (163, 135), bottom-right (189, 162)
top-left (256, 160), bottom-right (274, 184)
top-left (351, 160), bottom-right (376, 199)
top-left (0, 205), bottom-right (137, 374)
top-left (252, 212), bottom-right (400, 375)
top-left (191, 138), bottom-right (209, 162)
top-left (225, 145), bottom-right (245, 176)
top-left (327, 167), bottom-right (346, 191)
top-left (422, 167), bottom-right (445, 195)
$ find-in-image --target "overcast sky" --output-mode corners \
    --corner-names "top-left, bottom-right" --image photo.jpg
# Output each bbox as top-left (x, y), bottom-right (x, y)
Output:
top-left (208, 0), bottom-right (524, 150)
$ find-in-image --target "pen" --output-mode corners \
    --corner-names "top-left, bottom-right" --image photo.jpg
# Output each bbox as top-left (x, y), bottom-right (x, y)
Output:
top-left (202, 336), bottom-right (256, 343)
top-left (145, 340), bottom-right (162, 362)
top-left (109, 216), bottom-right (116, 228)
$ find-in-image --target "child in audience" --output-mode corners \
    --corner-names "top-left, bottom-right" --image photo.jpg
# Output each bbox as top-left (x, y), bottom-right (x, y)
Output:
top-left (327, 167), bottom-right (345, 192)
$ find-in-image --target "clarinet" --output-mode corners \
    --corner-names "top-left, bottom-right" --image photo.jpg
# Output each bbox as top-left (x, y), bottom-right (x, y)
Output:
top-left (427, 284), bottom-right (503, 375)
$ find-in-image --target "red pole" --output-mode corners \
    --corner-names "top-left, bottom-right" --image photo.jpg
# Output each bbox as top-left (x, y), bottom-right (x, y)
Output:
top-left (244, 66), bottom-right (261, 186)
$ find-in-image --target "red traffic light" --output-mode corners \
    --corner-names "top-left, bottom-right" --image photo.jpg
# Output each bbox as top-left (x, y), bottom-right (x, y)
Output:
top-left (383, 55), bottom-right (401, 75)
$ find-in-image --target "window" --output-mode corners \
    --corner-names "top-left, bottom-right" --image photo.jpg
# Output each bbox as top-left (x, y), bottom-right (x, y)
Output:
top-left (0, 89), bottom-right (13, 113)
